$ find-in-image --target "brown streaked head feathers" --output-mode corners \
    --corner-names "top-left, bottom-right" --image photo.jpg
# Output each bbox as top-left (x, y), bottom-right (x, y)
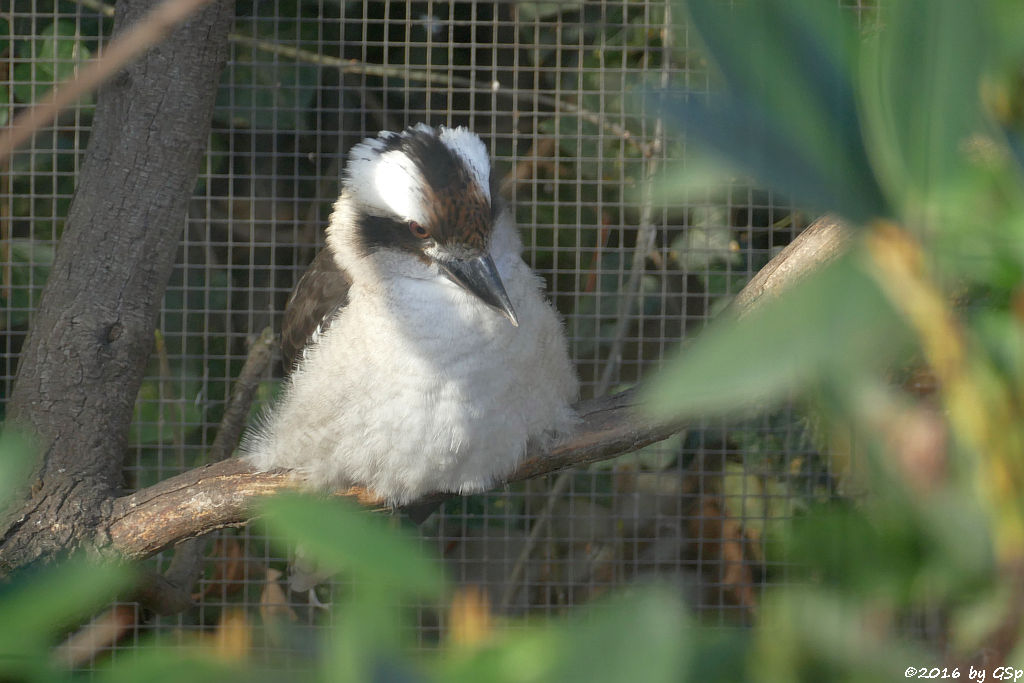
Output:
top-left (281, 125), bottom-right (514, 371)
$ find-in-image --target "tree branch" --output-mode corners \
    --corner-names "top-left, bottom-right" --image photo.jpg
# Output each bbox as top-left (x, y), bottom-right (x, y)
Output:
top-left (102, 215), bottom-right (853, 564)
top-left (0, 0), bottom-right (220, 161)
top-left (730, 214), bottom-right (852, 315)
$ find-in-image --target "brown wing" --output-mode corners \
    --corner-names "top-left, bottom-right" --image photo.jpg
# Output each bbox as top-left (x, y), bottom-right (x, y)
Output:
top-left (280, 249), bottom-right (351, 373)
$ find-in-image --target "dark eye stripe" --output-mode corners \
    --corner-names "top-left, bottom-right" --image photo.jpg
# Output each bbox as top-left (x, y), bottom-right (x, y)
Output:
top-left (355, 214), bottom-right (425, 257)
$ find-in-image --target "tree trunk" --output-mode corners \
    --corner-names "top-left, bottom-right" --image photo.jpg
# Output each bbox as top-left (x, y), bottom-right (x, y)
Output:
top-left (0, 0), bottom-right (234, 575)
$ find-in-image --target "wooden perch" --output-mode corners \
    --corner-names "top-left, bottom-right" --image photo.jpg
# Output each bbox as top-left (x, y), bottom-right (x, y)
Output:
top-left (102, 214), bottom-right (851, 564)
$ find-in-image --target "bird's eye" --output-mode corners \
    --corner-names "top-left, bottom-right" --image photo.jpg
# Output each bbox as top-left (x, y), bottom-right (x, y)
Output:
top-left (409, 221), bottom-right (430, 239)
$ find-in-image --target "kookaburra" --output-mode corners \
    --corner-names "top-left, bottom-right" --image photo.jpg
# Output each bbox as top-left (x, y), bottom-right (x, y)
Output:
top-left (242, 124), bottom-right (579, 508)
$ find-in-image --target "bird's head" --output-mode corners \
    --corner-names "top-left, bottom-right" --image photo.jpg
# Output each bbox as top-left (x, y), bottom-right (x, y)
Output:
top-left (328, 124), bottom-right (518, 326)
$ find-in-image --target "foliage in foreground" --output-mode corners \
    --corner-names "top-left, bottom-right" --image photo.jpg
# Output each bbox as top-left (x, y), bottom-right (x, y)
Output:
top-left (648, 0), bottom-right (1024, 677)
top-left (0, 448), bottom-right (720, 682)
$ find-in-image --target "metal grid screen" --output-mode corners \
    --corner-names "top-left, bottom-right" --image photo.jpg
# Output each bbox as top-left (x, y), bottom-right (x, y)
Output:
top-left (2, 0), bottom-right (834, 665)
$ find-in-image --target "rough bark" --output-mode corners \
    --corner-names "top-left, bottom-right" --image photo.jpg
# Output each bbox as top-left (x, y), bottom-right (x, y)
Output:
top-left (0, 0), bottom-right (234, 575)
top-left (100, 216), bottom-right (852, 563)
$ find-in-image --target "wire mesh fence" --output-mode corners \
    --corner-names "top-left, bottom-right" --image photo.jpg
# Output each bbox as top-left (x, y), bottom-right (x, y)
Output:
top-left (3, 0), bottom-right (838, 668)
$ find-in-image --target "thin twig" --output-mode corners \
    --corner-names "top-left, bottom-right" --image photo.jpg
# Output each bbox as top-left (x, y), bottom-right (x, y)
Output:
top-left (207, 326), bottom-right (276, 462)
top-left (71, 0), bottom-right (653, 157)
top-left (498, 11), bottom-right (673, 610)
top-left (0, 0), bottom-right (217, 162)
top-left (153, 329), bottom-right (183, 450)
top-left (145, 327), bottom-right (277, 613)
top-left (498, 143), bottom-right (662, 610)
top-left (231, 35), bottom-right (651, 156)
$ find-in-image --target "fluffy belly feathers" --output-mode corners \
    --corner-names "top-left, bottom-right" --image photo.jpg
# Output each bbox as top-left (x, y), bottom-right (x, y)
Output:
top-left (243, 267), bottom-right (578, 504)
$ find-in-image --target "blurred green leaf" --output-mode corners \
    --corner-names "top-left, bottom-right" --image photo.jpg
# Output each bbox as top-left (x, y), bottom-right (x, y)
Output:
top-left (753, 587), bottom-right (926, 683)
top-left (264, 494), bottom-right (437, 680)
top-left (685, 0), bottom-right (859, 144)
top-left (950, 582), bottom-right (1015, 654)
top-left (785, 490), bottom-right (993, 606)
top-left (787, 504), bottom-right (926, 602)
top-left (916, 494), bottom-right (995, 595)
top-left (660, 0), bottom-right (887, 222)
top-left (975, 310), bottom-right (1024, 388)
top-left (321, 582), bottom-right (415, 683)
top-left (440, 584), bottom-right (689, 683)
top-left (685, 627), bottom-right (750, 681)
top-left (0, 559), bottom-right (133, 680)
top-left (644, 251), bottom-right (909, 420)
top-left (259, 493), bottom-right (446, 599)
top-left (860, 0), bottom-right (990, 212)
top-left (96, 649), bottom-right (258, 683)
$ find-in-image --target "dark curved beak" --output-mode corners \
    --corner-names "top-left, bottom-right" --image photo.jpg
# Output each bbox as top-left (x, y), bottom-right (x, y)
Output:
top-left (439, 254), bottom-right (519, 327)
